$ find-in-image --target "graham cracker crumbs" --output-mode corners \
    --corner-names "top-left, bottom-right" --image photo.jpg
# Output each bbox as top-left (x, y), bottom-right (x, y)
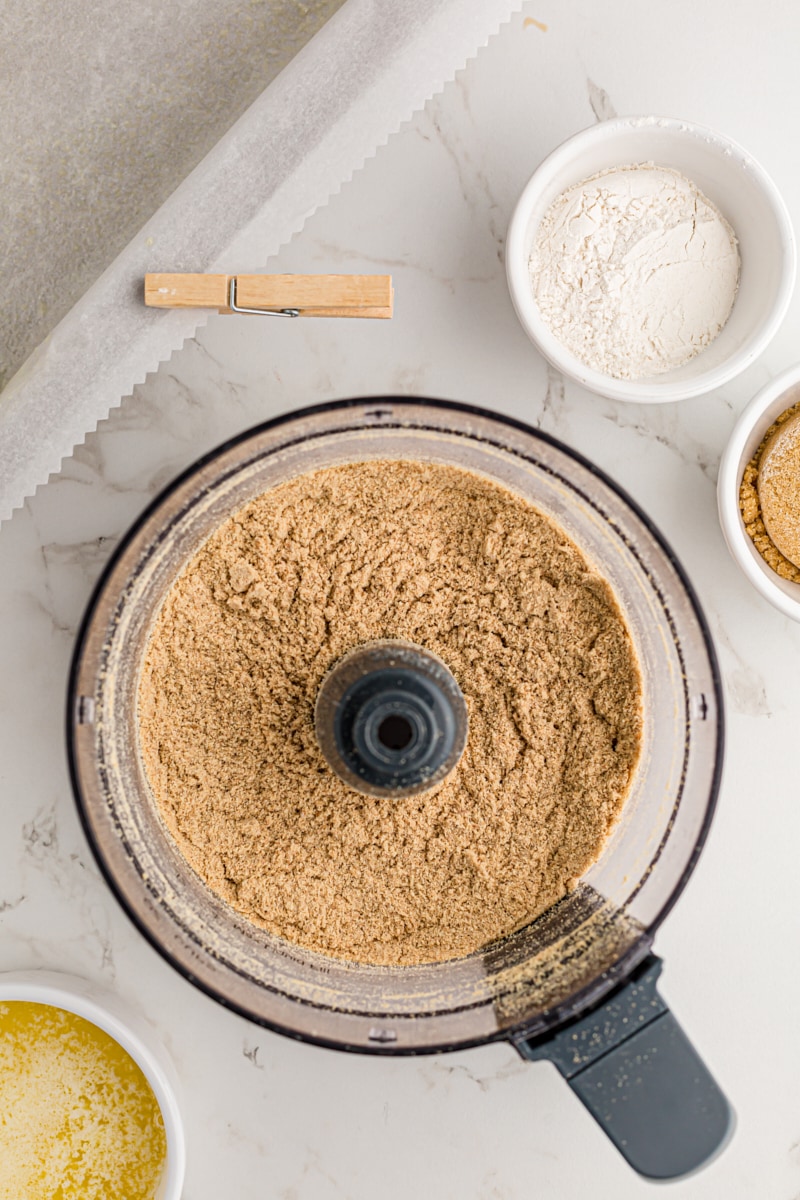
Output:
top-left (138, 460), bottom-right (642, 966)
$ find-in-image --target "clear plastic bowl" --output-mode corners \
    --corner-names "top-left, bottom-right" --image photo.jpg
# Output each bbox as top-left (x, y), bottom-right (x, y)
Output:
top-left (68, 398), bottom-right (722, 1052)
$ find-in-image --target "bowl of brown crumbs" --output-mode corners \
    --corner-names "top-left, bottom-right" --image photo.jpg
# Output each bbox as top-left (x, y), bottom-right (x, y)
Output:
top-left (719, 362), bottom-right (800, 620)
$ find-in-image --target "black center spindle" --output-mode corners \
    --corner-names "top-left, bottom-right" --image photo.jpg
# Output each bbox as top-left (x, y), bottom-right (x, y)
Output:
top-left (314, 640), bottom-right (469, 798)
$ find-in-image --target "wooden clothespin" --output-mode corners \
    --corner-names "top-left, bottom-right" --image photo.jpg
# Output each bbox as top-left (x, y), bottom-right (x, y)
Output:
top-left (144, 273), bottom-right (393, 319)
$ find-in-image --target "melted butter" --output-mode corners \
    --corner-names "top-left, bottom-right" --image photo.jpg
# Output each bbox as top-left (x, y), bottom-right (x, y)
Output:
top-left (0, 1000), bottom-right (167, 1200)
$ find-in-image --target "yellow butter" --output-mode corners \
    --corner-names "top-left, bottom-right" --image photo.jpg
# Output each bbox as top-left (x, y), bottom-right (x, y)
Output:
top-left (0, 1000), bottom-right (167, 1200)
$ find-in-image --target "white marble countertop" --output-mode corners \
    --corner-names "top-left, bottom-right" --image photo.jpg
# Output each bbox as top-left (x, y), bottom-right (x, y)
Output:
top-left (2, 1), bottom-right (800, 1195)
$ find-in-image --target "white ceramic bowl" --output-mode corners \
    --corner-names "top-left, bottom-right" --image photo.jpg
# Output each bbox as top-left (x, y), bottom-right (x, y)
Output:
top-left (506, 116), bottom-right (796, 403)
top-left (718, 364), bottom-right (800, 621)
top-left (0, 970), bottom-right (185, 1200)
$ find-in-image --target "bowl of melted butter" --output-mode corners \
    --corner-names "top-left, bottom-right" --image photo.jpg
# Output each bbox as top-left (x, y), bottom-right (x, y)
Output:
top-left (0, 970), bottom-right (184, 1200)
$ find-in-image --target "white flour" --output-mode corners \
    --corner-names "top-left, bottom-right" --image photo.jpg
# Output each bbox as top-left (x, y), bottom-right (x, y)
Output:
top-left (529, 164), bottom-right (740, 381)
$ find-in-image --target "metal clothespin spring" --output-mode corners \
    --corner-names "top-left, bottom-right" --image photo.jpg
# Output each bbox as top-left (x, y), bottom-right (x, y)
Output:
top-left (228, 277), bottom-right (300, 318)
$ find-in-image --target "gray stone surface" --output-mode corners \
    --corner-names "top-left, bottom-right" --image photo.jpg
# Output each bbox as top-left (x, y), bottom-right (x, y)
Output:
top-left (0, 0), bottom-right (345, 388)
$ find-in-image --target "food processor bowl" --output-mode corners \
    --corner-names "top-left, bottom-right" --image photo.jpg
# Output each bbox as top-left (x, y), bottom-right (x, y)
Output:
top-left (68, 399), bottom-right (729, 1179)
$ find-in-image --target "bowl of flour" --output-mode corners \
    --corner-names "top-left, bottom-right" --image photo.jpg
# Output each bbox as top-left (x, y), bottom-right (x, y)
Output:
top-left (506, 116), bottom-right (795, 403)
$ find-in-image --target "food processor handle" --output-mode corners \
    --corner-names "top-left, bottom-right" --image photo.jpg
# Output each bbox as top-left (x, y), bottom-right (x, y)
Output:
top-left (513, 955), bottom-right (734, 1180)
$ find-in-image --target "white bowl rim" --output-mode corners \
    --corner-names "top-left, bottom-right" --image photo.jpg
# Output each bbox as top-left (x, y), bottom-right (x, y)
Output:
top-left (717, 363), bottom-right (800, 621)
top-left (0, 968), bottom-right (186, 1200)
top-left (506, 114), bottom-right (797, 404)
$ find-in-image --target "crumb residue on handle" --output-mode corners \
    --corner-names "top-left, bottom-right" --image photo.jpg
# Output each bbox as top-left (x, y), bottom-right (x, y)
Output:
top-left (139, 460), bottom-right (642, 967)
